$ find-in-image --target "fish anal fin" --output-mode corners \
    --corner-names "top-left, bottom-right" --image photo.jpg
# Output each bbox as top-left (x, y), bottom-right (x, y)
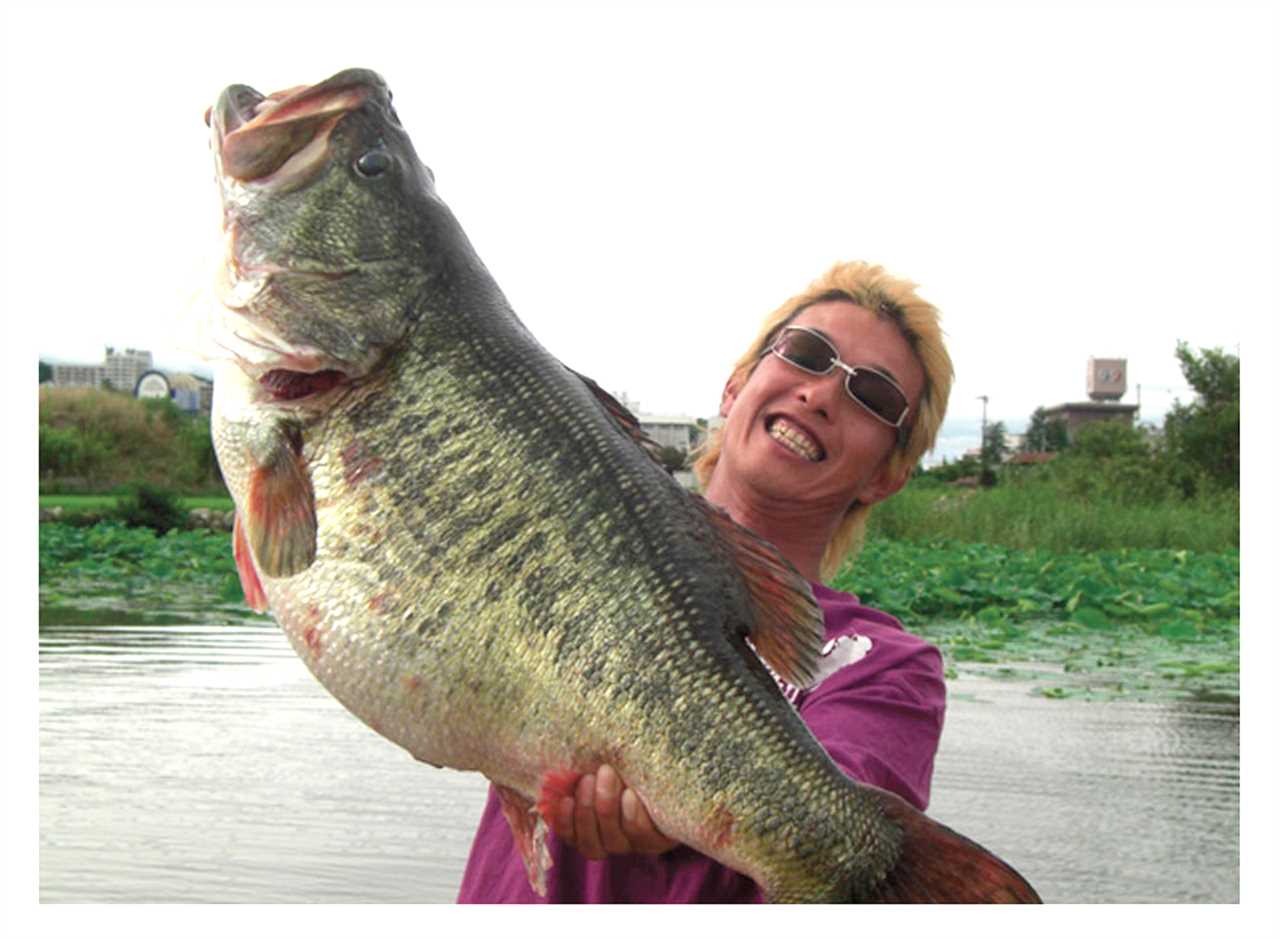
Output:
top-left (494, 783), bottom-right (553, 897)
top-left (565, 365), bottom-right (665, 465)
top-left (242, 429), bottom-right (317, 579)
top-left (864, 788), bottom-right (1042, 903)
top-left (232, 512), bottom-right (269, 613)
top-left (695, 496), bottom-right (825, 688)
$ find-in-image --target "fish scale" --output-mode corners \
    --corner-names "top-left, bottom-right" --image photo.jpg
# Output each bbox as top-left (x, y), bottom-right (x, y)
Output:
top-left (204, 67), bottom-right (1040, 902)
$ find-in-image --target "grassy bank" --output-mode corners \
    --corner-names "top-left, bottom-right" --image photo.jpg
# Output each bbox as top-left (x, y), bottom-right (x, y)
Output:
top-left (39, 494), bottom-right (234, 513)
top-left (868, 476), bottom-right (1238, 553)
top-left (39, 386), bottom-right (225, 495)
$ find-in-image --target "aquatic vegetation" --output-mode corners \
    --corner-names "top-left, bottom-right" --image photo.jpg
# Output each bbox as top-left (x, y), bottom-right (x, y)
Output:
top-left (39, 522), bottom-right (267, 627)
top-left (39, 524), bottom-right (1239, 702)
top-left (835, 538), bottom-right (1239, 702)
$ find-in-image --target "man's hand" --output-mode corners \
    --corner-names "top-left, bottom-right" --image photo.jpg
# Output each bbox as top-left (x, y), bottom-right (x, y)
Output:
top-left (546, 764), bottom-right (679, 859)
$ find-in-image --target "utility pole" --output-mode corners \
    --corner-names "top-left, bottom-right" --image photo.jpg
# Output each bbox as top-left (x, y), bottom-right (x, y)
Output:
top-left (977, 395), bottom-right (990, 485)
top-left (977, 395), bottom-right (989, 452)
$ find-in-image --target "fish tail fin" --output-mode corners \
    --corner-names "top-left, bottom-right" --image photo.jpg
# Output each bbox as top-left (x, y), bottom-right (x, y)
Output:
top-left (863, 789), bottom-right (1042, 903)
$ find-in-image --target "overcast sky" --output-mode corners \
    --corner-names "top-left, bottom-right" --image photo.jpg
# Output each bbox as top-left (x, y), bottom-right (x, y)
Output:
top-left (11, 0), bottom-right (1271, 466)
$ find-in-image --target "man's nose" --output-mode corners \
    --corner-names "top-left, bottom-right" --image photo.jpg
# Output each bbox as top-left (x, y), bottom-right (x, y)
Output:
top-left (795, 372), bottom-right (844, 421)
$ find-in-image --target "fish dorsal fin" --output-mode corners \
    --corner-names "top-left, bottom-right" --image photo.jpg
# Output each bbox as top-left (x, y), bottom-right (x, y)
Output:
top-left (694, 496), bottom-right (825, 688)
top-left (565, 365), bottom-right (665, 465)
top-left (242, 422), bottom-right (318, 579)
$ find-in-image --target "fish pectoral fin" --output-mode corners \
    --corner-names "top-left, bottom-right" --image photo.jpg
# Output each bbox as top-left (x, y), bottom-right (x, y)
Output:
top-left (242, 429), bottom-right (318, 579)
top-left (696, 496), bottom-right (825, 689)
top-left (494, 783), bottom-right (553, 897)
top-left (565, 365), bottom-right (665, 465)
top-left (232, 511), bottom-right (270, 613)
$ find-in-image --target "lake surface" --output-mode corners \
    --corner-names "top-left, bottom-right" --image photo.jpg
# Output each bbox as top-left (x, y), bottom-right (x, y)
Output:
top-left (38, 622), bottom-right (1239, 903)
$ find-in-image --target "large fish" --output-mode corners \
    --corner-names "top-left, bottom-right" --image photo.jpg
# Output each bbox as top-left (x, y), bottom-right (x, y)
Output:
top-left (203, 67), bottom-right (1039, 903)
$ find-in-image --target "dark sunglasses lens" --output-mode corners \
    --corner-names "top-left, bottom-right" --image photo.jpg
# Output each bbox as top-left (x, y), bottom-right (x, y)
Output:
top-left (775, 331), bottom-right (834, 372)
top-left (847, 370), bottom-right (907, 425)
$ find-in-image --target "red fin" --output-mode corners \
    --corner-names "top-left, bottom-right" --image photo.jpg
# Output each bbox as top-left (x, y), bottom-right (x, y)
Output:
top-left (232, 512), bottom-right (269, 613)
top-left (695, 497), bottom-right (825, 688)
top-left (494, 784), bottom-right (553, 897)
top-left (566, 365), bottom-right (665, 465)
top-left (865, 789), bottom-right (1042, 903)
top-left (242, 426), bottom-right (317, 578)
top-left (534, 768), bottom-right (582, 823)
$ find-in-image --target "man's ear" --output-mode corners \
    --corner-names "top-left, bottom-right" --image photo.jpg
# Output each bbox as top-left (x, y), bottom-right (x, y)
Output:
top-left (719, 371), bottom-right (745, 418)
top-left (855, 459), bottom-right (912, 509)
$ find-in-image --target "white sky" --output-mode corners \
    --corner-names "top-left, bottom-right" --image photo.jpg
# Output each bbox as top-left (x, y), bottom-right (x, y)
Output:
top-left (8, 0), bottom-right (1272, 464)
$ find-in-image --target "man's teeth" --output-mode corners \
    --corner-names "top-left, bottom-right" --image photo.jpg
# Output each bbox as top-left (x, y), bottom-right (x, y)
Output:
top-left (768, 418), bottom-right (823, 462)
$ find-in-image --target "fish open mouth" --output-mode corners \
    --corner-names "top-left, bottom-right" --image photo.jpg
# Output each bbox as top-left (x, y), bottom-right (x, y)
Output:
top-left (207, 68), bottom-right (383, 183)
top-left (259, 368), bottom-right (349, 403)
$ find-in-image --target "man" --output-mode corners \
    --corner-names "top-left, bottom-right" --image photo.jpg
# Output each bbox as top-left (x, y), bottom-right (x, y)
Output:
top-left (459, 260), bottom-right (954, 902)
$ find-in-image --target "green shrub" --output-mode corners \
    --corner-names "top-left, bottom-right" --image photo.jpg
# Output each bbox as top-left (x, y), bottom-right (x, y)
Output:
top-left (113, 483), bottom-right (188, 534)
top-left (39, 386), bottom-right (226, 495)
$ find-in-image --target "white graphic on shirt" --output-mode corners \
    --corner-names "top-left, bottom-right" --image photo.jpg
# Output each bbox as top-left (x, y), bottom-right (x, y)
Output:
top-left (748, 633), bottom-right (873, 704)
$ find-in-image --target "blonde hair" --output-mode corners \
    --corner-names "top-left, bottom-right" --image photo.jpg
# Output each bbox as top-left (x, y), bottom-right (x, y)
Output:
top-left (693, 261), bottom-right (953, 581)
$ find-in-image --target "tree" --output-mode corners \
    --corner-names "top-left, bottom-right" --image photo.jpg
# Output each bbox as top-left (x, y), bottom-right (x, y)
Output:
top-left (1162, 342), bottom-right (1239, 493)
top-left (1065, 420), bottom-right (1150, 462)
top-left (1022, 407), bottom-right (1069, 452)
top-left (979, 421), bottom-right (1007, 487)
top-left (657, 446), bottom-right (688, 474)
top-left (1047, 420), bottom-right (1174, 505)
top-left (921, 454), bottom-right (981, 483)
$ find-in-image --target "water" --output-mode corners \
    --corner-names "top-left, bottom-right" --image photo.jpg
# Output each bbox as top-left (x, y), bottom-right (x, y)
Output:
top-left (39, 623), bottom-right (1239, 903)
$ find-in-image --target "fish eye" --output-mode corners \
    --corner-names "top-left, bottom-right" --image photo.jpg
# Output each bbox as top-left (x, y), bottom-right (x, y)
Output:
top-left (355, 149), bottom-right (393, 178)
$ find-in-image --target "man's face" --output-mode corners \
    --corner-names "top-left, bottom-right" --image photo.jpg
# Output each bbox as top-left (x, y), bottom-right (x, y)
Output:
top-left (714, 299), bottom-right (925, 514)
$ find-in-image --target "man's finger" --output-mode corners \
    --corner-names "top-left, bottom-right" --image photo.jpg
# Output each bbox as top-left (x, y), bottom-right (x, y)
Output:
top-left (572, 773), bottom-right (606, 860)
top-left (594, 765), bottom-right (631, 854)
top-left (621, 788), bottom-right (679, 854)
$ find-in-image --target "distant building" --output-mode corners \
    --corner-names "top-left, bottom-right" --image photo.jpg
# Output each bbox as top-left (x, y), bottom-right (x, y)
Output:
top-left (50, 346), bottom-right (152, 391)
top-left (1034, 356), bottom-right (1139, 443)
top-left (133, 369), bottom-right (212, 414)
top-left (46, 347), bottom-right (211, 414)
top-left (1007, 451), bottom-right (1057, 467)
top-left (104, 347), bottom-right (153, 391)
top-left (639, 415), bottom-right (702, 451)
top-left (613, 391), bottom-right (705, 453)
top-left (50, 362), bottom-right (107, 388)
top-left (1040, 401), bottom-right (1138, 439)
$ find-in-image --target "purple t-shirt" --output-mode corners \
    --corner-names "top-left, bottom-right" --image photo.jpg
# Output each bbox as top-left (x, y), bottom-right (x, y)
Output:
top-left (456, 582), bottom-right (946, 903)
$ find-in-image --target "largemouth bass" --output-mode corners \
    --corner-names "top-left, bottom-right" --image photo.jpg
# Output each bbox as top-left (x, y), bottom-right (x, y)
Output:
top-left (203, 67), bottom-right (1039, 903)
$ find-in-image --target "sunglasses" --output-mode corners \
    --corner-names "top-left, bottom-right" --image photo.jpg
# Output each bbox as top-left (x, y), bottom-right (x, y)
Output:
top-left (766, 326), bottom-right (911, 440)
